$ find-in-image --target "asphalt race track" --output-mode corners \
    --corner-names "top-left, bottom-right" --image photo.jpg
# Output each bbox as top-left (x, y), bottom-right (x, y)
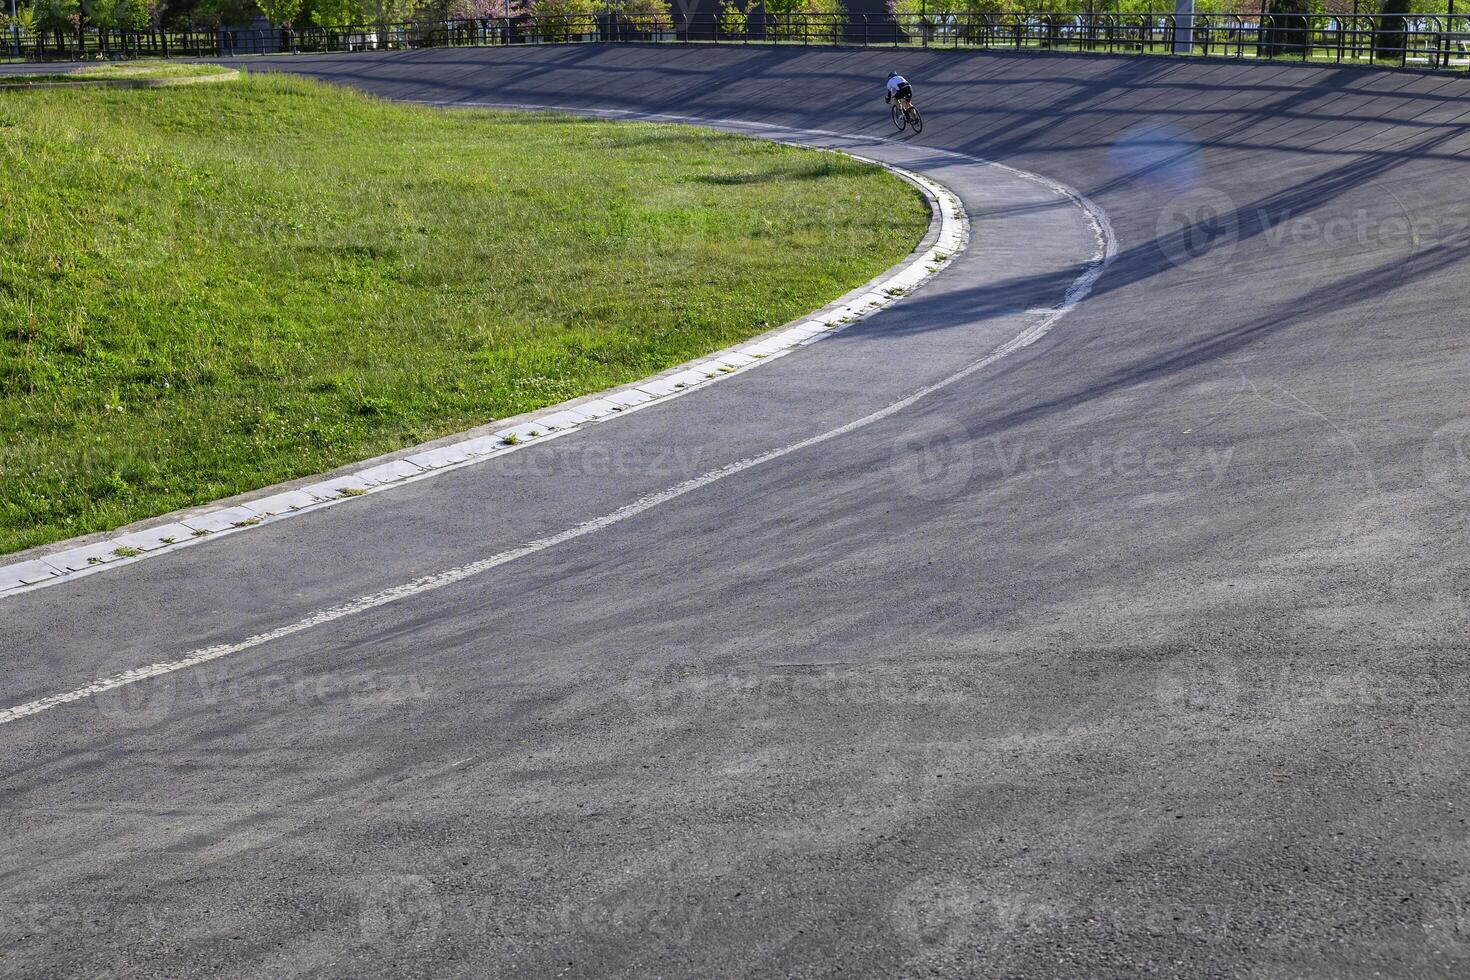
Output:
top-left (5, 45), bottom-right (1470, 977)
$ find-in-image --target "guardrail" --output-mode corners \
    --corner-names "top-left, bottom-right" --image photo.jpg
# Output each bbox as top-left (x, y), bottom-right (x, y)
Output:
top-left (4, 12), bottom-right (1470, 73)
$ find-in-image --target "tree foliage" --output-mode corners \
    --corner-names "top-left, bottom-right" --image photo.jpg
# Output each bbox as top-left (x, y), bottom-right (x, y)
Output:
top-left (527, 0), bottom-right (595, 37)
top-left (763, 0), bottom-right (842, 40)
top-left (3, 3), bottom-right (41, 31)
top-left (447, 0), bottom-right (525, 17)
top-left (719, 0), bottom-right (746, 35)
top-left (28, 0), bottom-right (81, 32)
top-left (618, 0), bottom-right (672, 31)
top-left (255, 0), bottom-right (302, 24)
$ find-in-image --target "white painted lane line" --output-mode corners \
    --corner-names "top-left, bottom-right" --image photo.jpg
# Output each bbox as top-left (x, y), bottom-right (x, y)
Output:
top-left (0, 178), bottom-right (1114, 729)
top-left (0, 133), bottom-right (963, 601)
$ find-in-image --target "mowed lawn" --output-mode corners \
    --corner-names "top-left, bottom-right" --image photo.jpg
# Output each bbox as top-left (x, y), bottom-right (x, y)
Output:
top-left (0, 63), bottom-right (236, 85)
top-left (0, 73), bottom-right (929, 555)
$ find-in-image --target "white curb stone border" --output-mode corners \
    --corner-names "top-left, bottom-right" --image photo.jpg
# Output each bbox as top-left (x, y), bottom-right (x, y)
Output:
top-left (0, 146), bottom-right (967, 600)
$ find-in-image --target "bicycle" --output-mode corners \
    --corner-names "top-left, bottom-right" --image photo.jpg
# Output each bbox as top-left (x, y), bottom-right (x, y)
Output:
top-left (889, 98), bottom-right (924, 135)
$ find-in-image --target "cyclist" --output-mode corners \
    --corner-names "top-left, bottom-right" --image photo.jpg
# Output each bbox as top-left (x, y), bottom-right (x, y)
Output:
top-left (885, 71), bottom-right (915, 119)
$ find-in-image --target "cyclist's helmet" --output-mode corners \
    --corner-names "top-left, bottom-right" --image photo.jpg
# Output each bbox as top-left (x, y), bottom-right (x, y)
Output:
top-left (888, 71), bottom-right (898, 78)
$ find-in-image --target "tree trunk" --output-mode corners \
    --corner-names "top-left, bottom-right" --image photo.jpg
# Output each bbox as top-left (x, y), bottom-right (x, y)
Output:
top-left (1263, 0), bottom-right (1311, 57)
top-left (1375, 0), bottom-right (1411, 60)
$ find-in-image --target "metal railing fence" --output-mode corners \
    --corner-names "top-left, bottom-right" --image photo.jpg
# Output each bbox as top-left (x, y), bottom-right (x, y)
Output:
top-left (5, 12), bottom-right (1470, 73)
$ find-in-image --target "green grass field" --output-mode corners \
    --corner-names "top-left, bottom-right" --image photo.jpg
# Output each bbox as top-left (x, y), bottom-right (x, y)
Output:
top-left (0, 63), bottom-right (236, 85)
top-left (0, 73), bottom-right (928, 555)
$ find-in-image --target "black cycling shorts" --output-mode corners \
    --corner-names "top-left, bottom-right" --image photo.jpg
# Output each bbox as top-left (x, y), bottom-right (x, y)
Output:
top-left (894, 83), bottom-right (913, 101)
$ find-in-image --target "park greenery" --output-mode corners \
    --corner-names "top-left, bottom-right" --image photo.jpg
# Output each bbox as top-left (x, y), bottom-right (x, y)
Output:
top-left (2, 0), bottom-right (1463, 41)
top-left (1, 0), bottom-right (623, 33)
top-left (883, 0), bottom-right (1461, 17)
top-left (0, 74), bottom-right (928, 554)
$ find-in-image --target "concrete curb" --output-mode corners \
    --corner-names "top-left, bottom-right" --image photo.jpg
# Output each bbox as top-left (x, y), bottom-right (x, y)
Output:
top-left (0, 68), bottom-right (240, 91)
top-left (0, 130), bottom-right (968, 600)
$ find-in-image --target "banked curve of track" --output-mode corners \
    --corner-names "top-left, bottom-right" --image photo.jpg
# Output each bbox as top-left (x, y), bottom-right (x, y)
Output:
top-left (0, 122), bottom-right (969, 599)
top-left (0, 111), bottom-right (1114, 724)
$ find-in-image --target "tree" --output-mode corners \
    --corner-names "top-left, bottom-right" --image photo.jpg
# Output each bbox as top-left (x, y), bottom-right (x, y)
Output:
top-left (528, 0), bottom-right (594, 40)
top-left (31, 0), bottom-right (80, 32)
top-left (805, 0), bottom-right (840, 42)
top-left (762, 0), bottom-right (799, 38)
top-left (188, 0), bottom-right (260, 28)
top-left (761, 0), bottom-right (839, 41)
top-left (1261, 0), bottom-right (1317, 56)
top-left (353, 0), bottom-right (419, 49)
top-left (359, 0), bottom-right (418, 22)
top-left (6, 3), bottom-right (41, 34)
top-left (256, 0), bottom-right (302, 24)
top-left (892, 0), bottom-right (1017, 46)
top-left (718, 0), bottom-right (745, 36)
top-left (311, 0), bottom-right (360, 27)
top-left (610, 0), bottom-right (670, 33)
top-left (448, 0), bottom-right (523, 17)
top-left (1375, 0), bottom-right (1411, 60)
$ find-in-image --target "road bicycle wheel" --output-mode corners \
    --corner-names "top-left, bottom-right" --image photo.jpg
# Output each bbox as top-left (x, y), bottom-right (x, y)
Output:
top-left (908, 106), bottom-right (924, 135)
top-left (891, 102), bottom-right (907, 132)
